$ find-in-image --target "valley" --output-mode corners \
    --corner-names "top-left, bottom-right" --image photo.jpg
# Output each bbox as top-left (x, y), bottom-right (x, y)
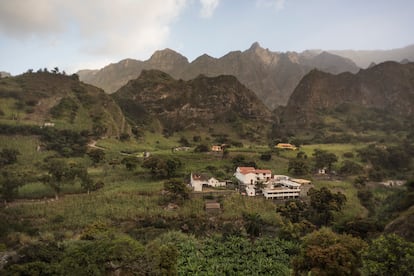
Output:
top-left (0, 62), bottom-right (413, 274)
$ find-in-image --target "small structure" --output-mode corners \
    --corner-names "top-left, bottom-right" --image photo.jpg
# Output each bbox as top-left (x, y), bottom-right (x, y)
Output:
top-left (43, 122), bottom-right (55, 127)
top-left (245, 185), bottom-right (256, 196)
top-left (211, 145), bottom-right (223, 152)
top-left (205, 201), bottom-right (221, 212)
top-left (381, 180), bottom-right (406, 187)
top-left (173, 146), bottom-right (191, 152)
top-left (317, 168), bottom-right (327, 175)
top-left (275, 143), bottom-right (297, 150)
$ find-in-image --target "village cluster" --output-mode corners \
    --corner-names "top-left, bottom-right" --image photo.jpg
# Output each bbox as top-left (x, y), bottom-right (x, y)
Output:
top-left (190, 166), bottom-right (311, 200)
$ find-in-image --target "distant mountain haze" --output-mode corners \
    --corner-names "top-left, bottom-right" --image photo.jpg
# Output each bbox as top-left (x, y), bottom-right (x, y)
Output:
top-left (78, 42), bottom-right (360, 109)
top-left (329, 44), bottom-right (414, 68)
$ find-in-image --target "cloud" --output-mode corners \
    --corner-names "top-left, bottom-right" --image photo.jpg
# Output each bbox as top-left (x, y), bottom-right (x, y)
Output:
top-left (256, 0), bottom-right (286, 11)
top-left (200, 0), bottom-right (219, 18)
top-left (0, 0), bottom-right (187, 57)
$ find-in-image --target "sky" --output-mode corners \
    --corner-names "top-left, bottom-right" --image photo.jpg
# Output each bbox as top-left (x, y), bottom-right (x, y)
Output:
top-left (1, 0), bottom-right (413, 75)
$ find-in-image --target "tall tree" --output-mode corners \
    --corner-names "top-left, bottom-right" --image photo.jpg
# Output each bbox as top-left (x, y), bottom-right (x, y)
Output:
top-left (0, 169), bottom-right (24, 204)
top-left (87, 149), bottom-right (105, 166)
top-left (293, 228), bottom-right (367, 275)
top-left (308, 187), bottom-right (346, 226)
top-left (313, 149), bottom-right (338, 173)
top-left (362, 234), bottom-right (414, 276)
top-left (42, 159), bottom-right (77, 200)
top-left (0, 148), bottom-right (20, 168)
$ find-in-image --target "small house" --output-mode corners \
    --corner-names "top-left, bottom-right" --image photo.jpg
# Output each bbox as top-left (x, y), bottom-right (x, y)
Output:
top-left (190, 173), bottom-right (226, 192)
top-left (275, 143), bottom-right (297, 150)
top-left (205, 202), bottom-right (221, 212)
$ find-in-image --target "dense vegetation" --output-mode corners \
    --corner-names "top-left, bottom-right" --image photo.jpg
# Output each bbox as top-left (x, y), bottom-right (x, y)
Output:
top-left (1, 71), bottom-right (414, 274)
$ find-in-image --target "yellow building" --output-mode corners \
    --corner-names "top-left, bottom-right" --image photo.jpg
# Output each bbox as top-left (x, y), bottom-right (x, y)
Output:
top-left (275, 143), bottom-right (297, 150)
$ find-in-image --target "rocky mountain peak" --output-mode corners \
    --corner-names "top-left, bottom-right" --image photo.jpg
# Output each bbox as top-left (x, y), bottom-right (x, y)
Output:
top-left (148, 48), bottom-right (188, 64)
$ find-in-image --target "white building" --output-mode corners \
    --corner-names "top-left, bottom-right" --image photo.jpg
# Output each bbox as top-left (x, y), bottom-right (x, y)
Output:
top-left (190, 173), bottom-right (225, 192)
top-left (208, 177), bottom-right (226, 188)
top-left (245, 185), bottom-right (256, 196)
top-left (262, 175), bottom-right (301, 199)
top-left (234, 167), bottom-right (272, 185)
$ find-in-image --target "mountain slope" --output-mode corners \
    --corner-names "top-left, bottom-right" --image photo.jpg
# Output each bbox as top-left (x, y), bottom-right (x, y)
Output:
top-left (78, 42), bottom-right (360, 109)
top-left (112, 70), bottom-right (271, 135)
top-left (278, 61), bottom-right (414, 132)
top-left (0, 72), bottom-right (129, 137)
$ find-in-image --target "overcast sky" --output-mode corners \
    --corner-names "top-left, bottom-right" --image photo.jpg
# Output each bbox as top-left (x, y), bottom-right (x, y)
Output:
top-left (1, 0), bottom-right (413, 75)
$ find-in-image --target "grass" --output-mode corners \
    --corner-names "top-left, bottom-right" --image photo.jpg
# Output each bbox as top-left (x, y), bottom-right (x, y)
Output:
top-left (313, 179), bottom-right (368, 223)
top-left (0, 135), bottom-right (53, 166)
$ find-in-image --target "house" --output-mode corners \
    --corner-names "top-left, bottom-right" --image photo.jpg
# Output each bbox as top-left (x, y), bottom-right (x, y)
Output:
top-left (381, 180), bottom-right (406, 187)
top-left (262, 175), bottom-right (301, 199)
top-left (190, 173), bottom-right (209, 192)
top-left (190, 173), bottom-right (226, 192)
top-left (43, 122), bottom-right (55, 127)
top-left (317, 168), bottom-right (327, 175)
top-left (234, 167), bottom-right (272, 185)
top-left (275, 143), bottom-right (297, 150)
top-left (211, 145), bottom-right (223, 152)
top-left (208, 177), bottom-right (226, 188)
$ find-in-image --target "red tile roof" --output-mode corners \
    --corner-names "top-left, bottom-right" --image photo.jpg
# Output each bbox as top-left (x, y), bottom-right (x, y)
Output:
top-left (238, 167), bottom-right (271, 175)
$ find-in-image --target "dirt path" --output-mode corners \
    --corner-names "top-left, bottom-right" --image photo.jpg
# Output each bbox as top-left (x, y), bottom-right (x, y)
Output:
top-left (87, 140), bottom-right (106, 150)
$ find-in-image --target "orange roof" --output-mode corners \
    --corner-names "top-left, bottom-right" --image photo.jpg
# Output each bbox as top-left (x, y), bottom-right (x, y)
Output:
top-left (238, 167), bottom-right (271, 175)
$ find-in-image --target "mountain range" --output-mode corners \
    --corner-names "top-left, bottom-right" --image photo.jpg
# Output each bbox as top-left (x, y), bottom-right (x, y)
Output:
top-left (77, 43), bottom-right (414, 110)
top-left (78, 42), bottom-right (360, 109)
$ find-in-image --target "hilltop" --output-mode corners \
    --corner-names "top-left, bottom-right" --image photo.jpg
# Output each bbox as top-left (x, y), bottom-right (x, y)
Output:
top-left (276, 61), bottom-right (414, 139)
top-left (112, 70), bottom-right (271, 139)
top-left (0, 71), bottom-right (129, 137)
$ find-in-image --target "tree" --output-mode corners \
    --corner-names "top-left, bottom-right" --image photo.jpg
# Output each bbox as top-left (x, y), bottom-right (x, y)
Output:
top-left (288, 160), bottom-right (309, 176)
top-left (313, 149), bottom-right (338, 173)
top-left (51, 67), bottom-right (59, 74)
top-left (260, 152), bottom-right (272, 161)
top-left (338, 160), bottom-right (363, 176)
top-left (178, 137), bottom-right (190, 147)
top-left (0, 148), bottom-right (20, 168)
top-left (163, 178), bottom-right (189, 203)
top-left (121, 156), bottom-right (140, 171)
top-left (277, 200), bottom-right (308, 224)
top-left (242, 212), bottom-right (265, 238)
top-left (0, 169), bottom-right (24, 204)
top-left (87, 149), bottom-right (105, 166)
top-left (42, 159), bottom-right (79, 199)
top-left (308, 187), bottom-right (346, 226)
top-left (293, 227), bottom-right (367, 275)
top-left (362, 234), bottom-right (414, 276)
top-left (194, 144), bottom-right (209, 153)
top-left (142, 157), bottom-right (181, 179)
top-left (70, 164), bottom-right (95, 194)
